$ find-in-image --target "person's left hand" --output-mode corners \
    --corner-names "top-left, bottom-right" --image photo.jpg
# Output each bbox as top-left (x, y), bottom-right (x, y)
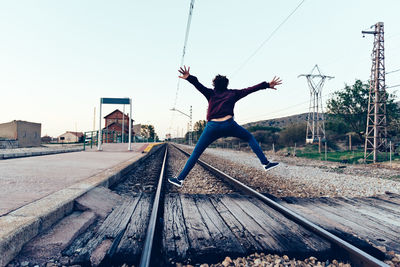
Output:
top-left (269, 76), bottom-right (282, 90)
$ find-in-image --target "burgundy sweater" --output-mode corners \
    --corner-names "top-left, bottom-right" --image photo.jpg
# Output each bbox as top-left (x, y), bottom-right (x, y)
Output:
top-left (187, 75), bottom-right (270, 121)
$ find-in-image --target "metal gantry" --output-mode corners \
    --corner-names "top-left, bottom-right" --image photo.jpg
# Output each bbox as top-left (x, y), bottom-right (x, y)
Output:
top-left (362, 22), bottom-right (388, 163)
top-left (299, 65), bottom-right (334, 144)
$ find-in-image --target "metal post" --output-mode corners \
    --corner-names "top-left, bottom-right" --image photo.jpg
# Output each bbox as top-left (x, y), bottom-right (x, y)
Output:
top-left (390, 141), bottom-right (392, 167)
top-left (349, 133), bottom-right (352, 151)
top-left (272, 143), bottom-right (275, 153)
top-left (325, 141), bottom-right (327, 161)
top-left (122, 104), bottom-right (125, 143)
top-left (83, 133), bottom-right (86, 150)
top-left (93, 107), bottom-right (96, 132)
top-left (98, 99), bottom-right (102, 151)
top-left (319, 137), bottom-right (321, 154)
top-left (128, 98), bottom-right (132, 151)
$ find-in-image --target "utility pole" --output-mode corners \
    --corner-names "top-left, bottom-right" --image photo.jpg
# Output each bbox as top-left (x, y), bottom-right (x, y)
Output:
top-left (189, 105), bottom-right (193, 145)
top-left (299, 65), bottom-right (334, 144)
top-left (362, 22), bottom-right (387, 163)
top-left (170, 105), bottom-right (193, 145)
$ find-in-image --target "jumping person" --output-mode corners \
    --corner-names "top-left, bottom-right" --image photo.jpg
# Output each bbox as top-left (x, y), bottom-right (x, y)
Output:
top-left (168, 66), bottom-right (282, 187)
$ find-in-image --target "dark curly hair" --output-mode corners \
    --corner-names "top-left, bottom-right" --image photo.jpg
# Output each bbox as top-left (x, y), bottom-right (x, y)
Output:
top-left (212, 74), bottom-right (229, 91)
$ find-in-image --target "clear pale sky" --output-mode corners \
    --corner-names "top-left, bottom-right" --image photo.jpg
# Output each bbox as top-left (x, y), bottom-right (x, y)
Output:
top-left (1, 1), bottom-right (399, 139)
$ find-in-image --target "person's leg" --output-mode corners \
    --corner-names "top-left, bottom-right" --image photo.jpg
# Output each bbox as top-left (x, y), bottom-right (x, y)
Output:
top-left (228, 120), bottom-right (269, 165)
top-left (176, 122), bottom-right (221, 181)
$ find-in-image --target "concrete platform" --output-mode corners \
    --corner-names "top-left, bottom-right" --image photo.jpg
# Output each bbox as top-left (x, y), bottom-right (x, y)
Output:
top-left (0, 144), bottom-right (83, 160)
top-left (0, 143), bottom-right (157, 267)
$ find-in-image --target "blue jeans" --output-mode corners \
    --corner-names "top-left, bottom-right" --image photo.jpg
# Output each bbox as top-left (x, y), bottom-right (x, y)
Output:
top-left (177, 118), bottom-right (269, 180)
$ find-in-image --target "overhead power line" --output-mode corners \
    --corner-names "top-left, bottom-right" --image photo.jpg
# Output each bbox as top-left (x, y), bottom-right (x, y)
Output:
top-left (387, 84), bottom-right (400, 89)
top-left (173, 0), bottom-right (195, 109)
top-left (386, 68), bottom-right (400, 75)
top-left (231, 0), bottom-right (306, 77)
top-left (169, 0), bottom-right (195, 137)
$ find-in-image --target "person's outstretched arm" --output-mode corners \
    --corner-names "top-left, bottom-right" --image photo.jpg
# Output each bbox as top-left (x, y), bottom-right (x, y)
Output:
top-left (236, 76), bottom-right (282, 100)
top-left (179, 65), bottom-right (213, 99)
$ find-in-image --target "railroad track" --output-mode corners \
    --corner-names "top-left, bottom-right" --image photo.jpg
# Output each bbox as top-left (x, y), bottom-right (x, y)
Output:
top-left (9, 143), bottom-right (399, 266)
top-left (169, 144), bottom-right (392, 267)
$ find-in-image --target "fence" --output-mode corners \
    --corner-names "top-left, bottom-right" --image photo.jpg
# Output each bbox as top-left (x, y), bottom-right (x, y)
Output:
top-left (83, 130), bottom-right (156, 150)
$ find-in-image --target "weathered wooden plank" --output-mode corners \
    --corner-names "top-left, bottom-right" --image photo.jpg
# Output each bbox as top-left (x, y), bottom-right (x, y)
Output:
top-left (68, 195), bottom-right (141, 265)
top-left (282, 198), bottom-right (397, 255)
top-left (195, 195), bottom-right (245, 256)
top-left (231, 196), bottom-right (331, 254)
top-left (374, 193), bottom-right (400, 206)
top-left (355, 196), bottom-right (400, 217)
top-left (210, 195), bottom-right (264, 253)
top-left (319, 198), bottom-right (400, 240)
top-left (114, 194), bottom-right (152, 264)
top-left (320, 197), bottom-right (400, 251)
top-left (251, 197), bottom-right (332, 252)
top-left (63, 222), bottom-right (98, 258)
top-left (162, 193), bottom-right (190, 263)
top-left (217, 195), bottom-right (280, 251)
top-left (180, 194), bottom-right (215, 258)
top-left (279, 197), bottom-right (376, 245)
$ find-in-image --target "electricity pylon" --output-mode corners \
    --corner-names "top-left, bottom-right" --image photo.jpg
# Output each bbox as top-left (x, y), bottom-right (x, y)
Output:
top-left (299, 65), bottom-right (334, 144)
top-left (362, 22), bottom-right (387, 163)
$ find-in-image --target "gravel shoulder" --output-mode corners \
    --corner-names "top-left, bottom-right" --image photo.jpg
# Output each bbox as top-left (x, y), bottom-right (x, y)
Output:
top-left (176, 144), bottom-right (400, 198)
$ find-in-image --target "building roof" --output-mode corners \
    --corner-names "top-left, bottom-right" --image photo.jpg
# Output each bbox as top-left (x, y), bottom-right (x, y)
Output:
top-left (104, 109), bottom-right (131, 119)
top-left (59, 131), bottom-right (84, 138)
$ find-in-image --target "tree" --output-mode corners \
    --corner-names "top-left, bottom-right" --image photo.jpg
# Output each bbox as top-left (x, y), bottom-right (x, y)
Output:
top-left (187, 120), bottom-right (207, 142)
top-left (245, 125), bottom-right (280, 148)
top-left (194, 120), bottom-right (207, 136)
top-left (140, 124), bottom-right (157, 140)
top-left (278, 123), bottom-right (306, 146)
top-left (246, 125), bottom-right (281, 133)
top-left (41, 135), bottom-right (52, 143)
top-left (326, 80), bottom-right (399, 140)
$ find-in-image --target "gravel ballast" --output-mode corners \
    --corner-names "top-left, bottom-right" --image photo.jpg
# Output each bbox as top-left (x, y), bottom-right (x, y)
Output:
top-left (171, 144), bottom-right (400, 266)
top-left (167, 145), bottom-right (236, 194)
top-left (175, 144), bottom-right (400, 198)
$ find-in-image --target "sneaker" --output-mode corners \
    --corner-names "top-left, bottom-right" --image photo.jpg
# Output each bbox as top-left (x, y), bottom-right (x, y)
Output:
top-left (168, 177), bottom-right (183, 187)
top-left (263, 162), bottom-right (279, 171)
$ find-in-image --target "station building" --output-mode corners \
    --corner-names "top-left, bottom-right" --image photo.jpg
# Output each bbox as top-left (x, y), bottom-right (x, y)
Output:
top-left (57, 131), bottom-right (84, 143)
top-left (102, 109), bottom-right (141, 143)
top-left (0, 120), bottom-right (41, 148)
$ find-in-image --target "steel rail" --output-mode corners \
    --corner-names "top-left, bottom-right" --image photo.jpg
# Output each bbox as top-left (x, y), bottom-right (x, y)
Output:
top-left (172, 144), bottom-right (388, 267)
top-left (139, 145), bottom-right (168, 267)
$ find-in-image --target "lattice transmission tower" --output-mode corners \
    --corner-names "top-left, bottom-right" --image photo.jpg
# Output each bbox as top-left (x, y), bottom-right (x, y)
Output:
top-left (299, 65), bottom-right (334, 144)
top-left (362, 22), bottom-right (387, 163)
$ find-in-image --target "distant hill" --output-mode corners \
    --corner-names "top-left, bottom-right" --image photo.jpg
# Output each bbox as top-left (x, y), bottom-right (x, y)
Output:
top-left (243, 100), bottom-right (400, 129)
top-left (243, 113), bottom-right (309, 129)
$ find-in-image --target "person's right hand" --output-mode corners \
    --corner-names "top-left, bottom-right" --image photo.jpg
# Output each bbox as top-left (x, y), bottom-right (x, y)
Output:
top-left (178, 65), bottom-right (190, 79)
